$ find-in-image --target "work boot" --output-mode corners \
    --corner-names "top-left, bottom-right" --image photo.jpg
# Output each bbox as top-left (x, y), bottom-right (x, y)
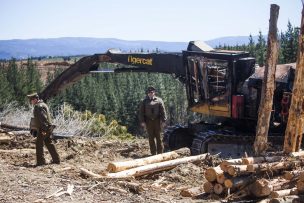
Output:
top-left (51, 160), bottom-right (60, 164)
top-left (36, 161), bottom-right (46, 167)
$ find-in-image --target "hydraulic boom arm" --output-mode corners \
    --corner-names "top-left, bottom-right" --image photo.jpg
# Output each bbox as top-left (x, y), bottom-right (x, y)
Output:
top-left (40, 50), bottom-right (184, 101)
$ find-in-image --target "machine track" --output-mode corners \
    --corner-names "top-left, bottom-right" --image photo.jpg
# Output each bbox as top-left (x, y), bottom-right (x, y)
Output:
top-left (163, 124), bottom-right (194, 151)
top-left (191, 130), bottom-right (285, 158)
top-left (164, 124), bottom-right (285, 158)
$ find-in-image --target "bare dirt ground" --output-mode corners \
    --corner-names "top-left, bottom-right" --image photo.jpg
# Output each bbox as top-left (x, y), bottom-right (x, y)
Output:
top-left (0, 129), bottom-right (218, 203)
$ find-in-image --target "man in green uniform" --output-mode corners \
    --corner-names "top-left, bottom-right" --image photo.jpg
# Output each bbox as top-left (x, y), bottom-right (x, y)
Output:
top-left (27, 93), bottom-right (60, 166)
top-left (139, 87), bottom-right (167, 155)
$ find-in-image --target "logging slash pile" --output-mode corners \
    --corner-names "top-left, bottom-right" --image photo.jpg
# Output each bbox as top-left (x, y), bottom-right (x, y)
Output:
top-left (203, 152), bottom-right (304, 202)
top-left (1, 128), bottom-right (304, 203)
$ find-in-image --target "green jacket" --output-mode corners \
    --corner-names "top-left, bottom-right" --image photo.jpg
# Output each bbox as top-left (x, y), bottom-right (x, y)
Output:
top-left (33, 100), bottom-right (53, 132)
top-left (139, 96), bottom-right (167, 122)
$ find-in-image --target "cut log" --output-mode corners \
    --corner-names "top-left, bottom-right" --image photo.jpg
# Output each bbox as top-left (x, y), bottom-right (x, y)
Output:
top-left (219, 158), bottom-right (242, 172)
top-left (290, 151), bottom-right (304, 157)
top-left (249, 178), bottom-right (296, 198)
top-left (180, 186), bottom-right (203, 197)
top-left (0, 135), bottom-right (12, 144)
top-left (242, 156), bottom-right (284, 165)
top-left (214, 183), bottom-right (224, 195)
top-left (229, 187), bottom-right (251, 200)
top-left (298, 171), bottom-right (304, 182)
top-left (216, 172), bottom-right (227, 184)
top-left (270, 188), bottom-right (298, 198)
top-left (203, 182), bottom-right (214, 193)
top-left (283, 171), bottom-right (302, 181)
top-left (227, 165), bottom-right (249, 177)
top-left (106, 153), bottom-right (208, 178)
top-left (107, 147), bottom-right (190, 172)
top-left (224, 175), bottom-right (256, 190)
top-left (249, 179), bottom-right (272, 197)
top-left (204, 166), bottom-right (223, 182)
top-left (297, 180), bottom-right (304, 192)
top-left (246, 161), bottom-right (298, 173)
top-left (269, 195), bottom-right (304, 203)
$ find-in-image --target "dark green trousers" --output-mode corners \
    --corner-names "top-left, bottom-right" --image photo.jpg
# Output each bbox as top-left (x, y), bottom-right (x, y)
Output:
top-left (36, 131), bottom-right (60, 165)
top-left (146, 119), bottom-right (163, 155)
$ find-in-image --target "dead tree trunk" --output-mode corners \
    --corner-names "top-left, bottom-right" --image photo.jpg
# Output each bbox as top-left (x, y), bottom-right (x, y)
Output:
top-left (254, 4), bottom-right (280, 155)
top-left (284, 5), bottom-right (304, 153)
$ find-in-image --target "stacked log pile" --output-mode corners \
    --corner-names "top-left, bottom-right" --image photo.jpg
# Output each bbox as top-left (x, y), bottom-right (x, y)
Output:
top-left (202, 152), bottom-right (304, 202)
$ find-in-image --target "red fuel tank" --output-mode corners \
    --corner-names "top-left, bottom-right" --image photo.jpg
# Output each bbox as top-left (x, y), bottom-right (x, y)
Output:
top-left (232, 95), bottom-right (244, 119)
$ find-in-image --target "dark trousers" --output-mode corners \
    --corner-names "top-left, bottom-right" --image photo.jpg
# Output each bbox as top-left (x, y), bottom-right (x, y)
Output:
top-left (146, 119), bottom-right (163, 155)
top-left (36, 131), bottom-right (60, 165)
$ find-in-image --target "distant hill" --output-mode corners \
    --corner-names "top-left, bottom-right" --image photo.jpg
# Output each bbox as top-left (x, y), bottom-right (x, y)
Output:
top-left (206, 36), bottom-right (259, 47)
top-left (0, 36), bottom-right (257, 60)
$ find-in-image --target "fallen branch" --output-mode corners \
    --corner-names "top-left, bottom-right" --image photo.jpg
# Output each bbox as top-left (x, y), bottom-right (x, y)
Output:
top-left (117, 181), bottom-right (142, 194)
top-left (54, 184), bottom-right (74, 197)
top-left (0, 149), bottom-right (36, 154)
top-left (46, 187), bottom-right (64, 199)
top-left (80, 168), bottom-right (103, 179)
top-left (53, 166), bottom-right (73, 173)
top-left (107, 186), bottom-right (128, 194)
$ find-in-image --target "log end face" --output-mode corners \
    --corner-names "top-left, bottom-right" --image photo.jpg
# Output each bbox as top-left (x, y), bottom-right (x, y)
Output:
top-left (224, 179), bottom-right (233, 189)
top-left (107, 163), bottom-right (116, 172)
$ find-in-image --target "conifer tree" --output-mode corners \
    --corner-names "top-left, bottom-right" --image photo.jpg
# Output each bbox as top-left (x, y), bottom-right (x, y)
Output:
top-left (256, 31), bottom-right (267, 67)
top-left (0, 64), bottom-right (13, 107)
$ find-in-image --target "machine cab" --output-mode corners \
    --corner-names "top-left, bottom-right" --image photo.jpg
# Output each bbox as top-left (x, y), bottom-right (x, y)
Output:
top-left (183, 49), bottom-right (255, 118)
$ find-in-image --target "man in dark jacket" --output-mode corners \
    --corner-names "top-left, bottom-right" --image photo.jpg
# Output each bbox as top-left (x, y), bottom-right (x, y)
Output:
top-left (27, 93), bottom-right (60, 166)
top-left (139, 87), bottom-right (167, 155)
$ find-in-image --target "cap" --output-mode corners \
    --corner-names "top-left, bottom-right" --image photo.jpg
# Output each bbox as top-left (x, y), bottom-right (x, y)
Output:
top-left (27, 92), bottom-right (39, 99)
top-left (146, 86), bottom-right (156, 93)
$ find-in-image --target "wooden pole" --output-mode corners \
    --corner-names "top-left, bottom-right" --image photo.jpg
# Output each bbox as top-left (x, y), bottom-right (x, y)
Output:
top-left (254, 4), bottom-right (280, 155)
top-left (284, 4), bottom-right (304, 153)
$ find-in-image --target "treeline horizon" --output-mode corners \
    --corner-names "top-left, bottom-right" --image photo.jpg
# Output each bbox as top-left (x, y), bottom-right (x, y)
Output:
top-left (0, 21), bottom-right (299, 135)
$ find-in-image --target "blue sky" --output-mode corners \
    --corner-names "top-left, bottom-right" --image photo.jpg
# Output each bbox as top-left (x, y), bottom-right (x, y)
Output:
top-left (0, 0), bottom-right (302, 42)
